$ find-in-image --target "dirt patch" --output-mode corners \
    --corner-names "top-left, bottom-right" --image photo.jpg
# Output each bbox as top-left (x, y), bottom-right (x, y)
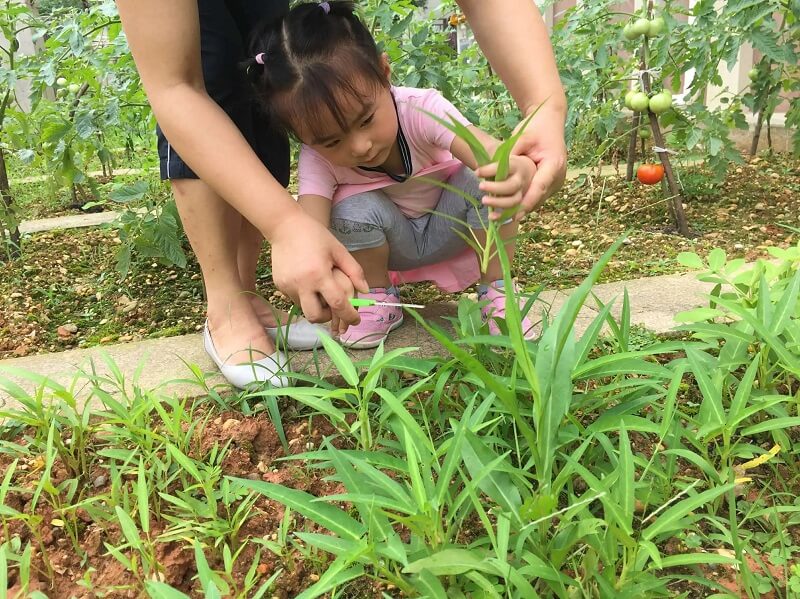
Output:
top-left (0, 407), bottom-right (361, 598)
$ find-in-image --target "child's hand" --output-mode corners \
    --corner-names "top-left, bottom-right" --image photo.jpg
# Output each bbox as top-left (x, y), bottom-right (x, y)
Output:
top-left (476, 155), bottom-right (537, 221)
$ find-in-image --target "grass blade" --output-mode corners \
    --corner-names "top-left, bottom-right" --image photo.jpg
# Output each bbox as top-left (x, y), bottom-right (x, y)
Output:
top-left (232, 478), bottom-right (367, 541)
top-left (642, 483), bottom-right (735, 541)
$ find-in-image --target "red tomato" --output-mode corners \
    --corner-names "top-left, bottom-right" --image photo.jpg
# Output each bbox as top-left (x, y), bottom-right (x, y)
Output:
top-left (637, 163), bottom-right (665, 185)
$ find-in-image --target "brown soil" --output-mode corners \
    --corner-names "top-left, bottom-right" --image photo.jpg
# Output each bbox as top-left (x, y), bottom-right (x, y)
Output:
top-left (0, 409), bottom-right (367, 598)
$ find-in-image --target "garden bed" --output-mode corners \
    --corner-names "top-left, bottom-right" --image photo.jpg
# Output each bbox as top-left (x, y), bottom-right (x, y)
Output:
top-left (2, 244), bottom-right (799, 597)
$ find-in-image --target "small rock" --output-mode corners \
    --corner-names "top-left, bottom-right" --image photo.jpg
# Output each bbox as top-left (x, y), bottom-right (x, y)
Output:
top-left (63, 323), bottom-right (78, 333)
top-left (10, 292), bottom-right (23, 299)
top-left (734, 243), bottom-right (744, 250)
top-left (308, 574), bottom-right (320, 582)
top-left (571, 240), bottom-right (583, 248)
top-left (57, 326), bottom-right (74, 338)
top-left (565, 248), bottom-right (578, 257)
top-left (257, 564), bottom-right (269, 575)
top-left (93, 475), bottom-right (107, 488)
top-left (118, 335), bottom-right (133, 342)
top-left (13, 345), bottom-right (29, 357)
top-left (99, 336), bottom-right (114, 344)
top-left (623, 237), bottom-right (633, 245)
top-left (178, 290), bottom-right (191, 299)
top-left (754, 202), bottom-right (766, 210)
top-left (246, 473), bottom-right (260, 480)
top-left (95, 292), bottom-right (102, 301)
top-left (257, 461), bottom-right (269, 473)
top-left (222, 418), bottom-right (240, 432)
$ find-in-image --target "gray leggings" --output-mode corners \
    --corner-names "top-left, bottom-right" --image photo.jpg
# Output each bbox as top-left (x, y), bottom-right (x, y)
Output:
top-left (330, 165), bottom-right (489, 271)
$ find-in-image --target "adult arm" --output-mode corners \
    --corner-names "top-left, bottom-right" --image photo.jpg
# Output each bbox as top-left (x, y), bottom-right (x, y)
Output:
top-left (456, 0), bottom-right (568, 214)
top-left (115, 0), bottom-right (366, 322)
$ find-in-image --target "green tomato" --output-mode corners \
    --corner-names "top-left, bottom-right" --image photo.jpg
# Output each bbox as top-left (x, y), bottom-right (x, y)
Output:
top-left (623, 23), bottom-right (639, 40)
top-left (624, 89), bottom-right (637, 109)
top-left (56, 88), bottom-right (67, 98)
top-left (629, 91), bottom-right (650, 112)
top-left (56, 77), bottom-right (67, 87)
top-left (68, 83), bottom-right (81, 94)
top-left (648, 91), bottom-right (673, 114)
top-left (631, 18), bottom-right (651, 37)
top-left (748, 68), bottom-right (759, 81)
top-left (638, 127), bottom-right (652, 139)
top-left (647, 17), bottom-right (666, 37)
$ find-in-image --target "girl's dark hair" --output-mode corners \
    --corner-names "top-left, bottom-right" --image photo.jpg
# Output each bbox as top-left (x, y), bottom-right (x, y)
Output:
top-left (244, 1), bottom-right (389, 141)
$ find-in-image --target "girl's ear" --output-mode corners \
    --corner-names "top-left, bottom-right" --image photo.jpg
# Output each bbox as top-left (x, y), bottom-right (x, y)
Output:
top-left (381, 52), bottom-right (392, 81)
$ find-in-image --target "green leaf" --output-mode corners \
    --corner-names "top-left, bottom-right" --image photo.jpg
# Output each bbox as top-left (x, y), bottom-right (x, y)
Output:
top-left (656, 552), bottom-right (738, 569)
top-left (617, 424), bottom-right (634, 533)
top-left (194, 542), bottom-right (222, 599)
top-left (404, 548), bottom-right (499, 576)
top-left (642, 483), bottom-right (735, 540)
top-left (295, 559), bottom-right (364, 599)
top-left (420, 110), bottom-right (491, 165)
top-left (114, 506), bottom-right (143, 551)
top-left (462, 432), bottom-right (523, 518)
top-left (110, 180), bottom-right (149, 203)
top-left (677, 252), bottom-right (704, 269)
top-left (770, 267), bottom-right (800, 335)
top-left (674, 307), bottom-right (725, 323)
top-left (318, 333), bottom-right (359, 387)
top-left (707, 248), bottom-right (727, 271)
top-left (137, 459), bottom-right (150, 534)
top-left (166, 444), bottom-right (203, 484)
top-left (729, 354), bottom-right (760, 426)
top-left (294, 533), bottom-right (365, 558)
top-left (414, 570), bottom-right (448, 599)
top-left (232, 478), bottom-right (366, 540)
top-left (686, 347), bottom-right (725, 429)
top-left (145, 581), bottom-right (191, 599)
top-left (742, 417), bottom-right (800, 435)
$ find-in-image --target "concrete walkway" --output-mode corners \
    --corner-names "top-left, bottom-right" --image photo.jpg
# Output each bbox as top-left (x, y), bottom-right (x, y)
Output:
top-left (0, 270), bottom-right (712, 409)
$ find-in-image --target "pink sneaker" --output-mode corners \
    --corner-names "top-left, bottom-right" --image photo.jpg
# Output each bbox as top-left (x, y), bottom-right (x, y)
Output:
top-left (339, 287), bottom-right (404, 349)
top-left (478, 282), bottom-right (538, 340)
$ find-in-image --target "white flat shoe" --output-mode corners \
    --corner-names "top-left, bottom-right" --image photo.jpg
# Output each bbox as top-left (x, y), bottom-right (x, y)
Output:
top-left (203, 321), bottom-right (288, 389)
top-left (265, 318), bottom-right (330, 351)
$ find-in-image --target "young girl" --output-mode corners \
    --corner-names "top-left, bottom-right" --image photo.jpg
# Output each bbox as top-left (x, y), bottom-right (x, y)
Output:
top-left (246, 0), bottom-right (538, 348)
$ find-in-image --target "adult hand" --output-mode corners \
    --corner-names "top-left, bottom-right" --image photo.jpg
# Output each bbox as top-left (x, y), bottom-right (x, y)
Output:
top-left (271, 211), bottom-right (368, 326)
top-left (511, 108), bottom-right (567, 220)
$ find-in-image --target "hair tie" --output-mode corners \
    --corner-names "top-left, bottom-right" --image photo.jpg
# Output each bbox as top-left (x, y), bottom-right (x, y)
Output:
top-left (254, 53), bottom-right (266, 65)
top-left (319, 1), bottom-right (331, 14)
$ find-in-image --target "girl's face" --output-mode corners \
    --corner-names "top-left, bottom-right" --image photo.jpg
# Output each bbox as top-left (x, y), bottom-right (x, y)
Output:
top-left (293, 56), bottom-right (398, 169)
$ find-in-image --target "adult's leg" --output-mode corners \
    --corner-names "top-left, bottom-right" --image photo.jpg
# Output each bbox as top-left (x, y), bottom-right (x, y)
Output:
top-left (172, 178), bottom-right (277, 363)
top-left (237, 217), bottom-right (295, 327)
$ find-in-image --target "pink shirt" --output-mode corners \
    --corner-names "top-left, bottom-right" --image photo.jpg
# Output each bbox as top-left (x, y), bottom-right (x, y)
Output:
top-left (298, 86), bottom-right (481, 292)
